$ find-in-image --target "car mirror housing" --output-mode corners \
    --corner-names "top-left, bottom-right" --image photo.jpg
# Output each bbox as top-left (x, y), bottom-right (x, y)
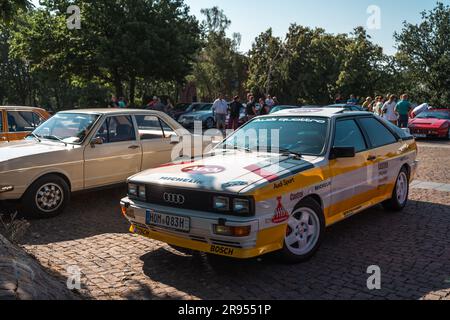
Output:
top-left (329, 146), bottom-right (356, 160)
top-left (90, 137), bottom-right (103, 147)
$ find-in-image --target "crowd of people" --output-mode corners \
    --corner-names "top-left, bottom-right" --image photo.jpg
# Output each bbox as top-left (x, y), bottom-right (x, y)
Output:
top-left (109, 91), bottom-right (428, 131)
top-left (336, 93), bottom-right (429, 129)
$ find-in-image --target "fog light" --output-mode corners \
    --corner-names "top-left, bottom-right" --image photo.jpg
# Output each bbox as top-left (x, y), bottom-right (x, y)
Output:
top-left (213, 225), bottom-right (251, 237)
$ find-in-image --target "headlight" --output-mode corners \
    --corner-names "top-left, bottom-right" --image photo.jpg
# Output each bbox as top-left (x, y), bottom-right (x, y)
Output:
top-left (128, 183), bottom-right (138, 196)
top-left (213, 196), bottom-right (230, 211)
top-left (128, 183), bottom-right (146, 200)
top-left (233, 199), bottom-right (250, 214)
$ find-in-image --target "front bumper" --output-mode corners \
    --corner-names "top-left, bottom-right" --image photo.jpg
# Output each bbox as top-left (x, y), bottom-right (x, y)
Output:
top-left (120, 197), bottom-right (285, 259)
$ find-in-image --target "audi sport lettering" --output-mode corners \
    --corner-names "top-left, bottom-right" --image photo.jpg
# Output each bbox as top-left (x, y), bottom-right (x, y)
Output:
top-left (121, 108), bottom-right (418, 263)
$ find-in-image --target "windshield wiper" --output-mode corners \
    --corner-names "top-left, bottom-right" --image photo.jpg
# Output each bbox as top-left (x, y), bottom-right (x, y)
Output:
top-left (43, 135), bottom-right (68, 146)
top-left (28, 132), bottom-right (42, 143)
top-left (277, 148), bottom-right (303, 159)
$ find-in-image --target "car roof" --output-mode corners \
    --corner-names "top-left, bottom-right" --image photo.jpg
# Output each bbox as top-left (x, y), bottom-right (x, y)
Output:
top-left (267, 107), bottom-right (368, 118)
top-left (58, 108), bottom-right (167, 115)
top-left (325, 104), bottom-right (362, 108)
top-left (0, 105), bottom-right (47, 112)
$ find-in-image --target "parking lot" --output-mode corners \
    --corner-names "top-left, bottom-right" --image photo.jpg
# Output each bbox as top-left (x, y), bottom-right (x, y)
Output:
top-left (18, 140), bottom-right (450, 300)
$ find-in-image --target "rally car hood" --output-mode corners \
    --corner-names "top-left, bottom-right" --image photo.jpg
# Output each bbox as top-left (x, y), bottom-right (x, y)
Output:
top-left (129, 150), bottom-right (320, 194)
top-left (410, 118), bottom-right (448, 128)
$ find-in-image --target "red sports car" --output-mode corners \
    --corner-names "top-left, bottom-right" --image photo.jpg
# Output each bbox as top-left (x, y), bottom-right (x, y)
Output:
top-left (408, 109), bottom-right (450, 139)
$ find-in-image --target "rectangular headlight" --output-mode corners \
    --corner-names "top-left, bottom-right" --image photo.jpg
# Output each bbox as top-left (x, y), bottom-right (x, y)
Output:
top-left (128, 183), bottom-right (138, 197)
top-left (213, 196), bottom-right (230, 211)
top-left (138, 185), bottom-right (146, 200)
top-left (233, 199), bottom-right (250, 214)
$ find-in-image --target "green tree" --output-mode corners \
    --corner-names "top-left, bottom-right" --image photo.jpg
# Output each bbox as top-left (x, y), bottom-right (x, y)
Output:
top-left (11, 0), bottom-right (201, 107)
top-left (190, 6), bottom-right (247, 101)
top-left (394, 2), bottom-right (450, 106)
top-left (0, 0), bottom-right (32, 23)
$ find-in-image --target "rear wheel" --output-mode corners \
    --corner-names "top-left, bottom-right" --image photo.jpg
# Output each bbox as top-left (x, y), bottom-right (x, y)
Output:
top-left (205, 118), bottom-right (215, 129)
top-left (279, 198), bottom-right (325, 263)
top-left (20, 174), bottom-right (70, 218)
top-left (382, 167), bottom-right (409, 212)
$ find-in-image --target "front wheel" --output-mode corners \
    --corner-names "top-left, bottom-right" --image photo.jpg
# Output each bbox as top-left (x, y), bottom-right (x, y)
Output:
top-left (279, 198), bottom-right (325, 263)
top-left (382, 167), bottom-right (409, 212)
top-left (20, 174), bottom-right (70, 218)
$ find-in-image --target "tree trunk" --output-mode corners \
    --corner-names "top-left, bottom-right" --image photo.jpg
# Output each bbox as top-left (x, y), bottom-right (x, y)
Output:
top-left (129, 74), bottom-right (136, 107)
top-left (113, 68), bottom-right (124, 98)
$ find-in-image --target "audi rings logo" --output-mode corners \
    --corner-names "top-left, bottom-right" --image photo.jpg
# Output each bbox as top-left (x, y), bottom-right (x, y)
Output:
top-left (163, 193), bottom-right (185, 205)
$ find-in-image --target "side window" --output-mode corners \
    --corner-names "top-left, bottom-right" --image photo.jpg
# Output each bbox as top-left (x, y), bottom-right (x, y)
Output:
top-left (93, 116), bottom-right (136, 143)
top-left (160, 119), bottom-right (175, 137)
top-left (7, 111), bottom-right (41, 132)
top-left (135, 115), bottom-right (164, 140)
top-left (358, 117), bottom-right (397, 148)
top-left (334, 119), bottom-right (367, 153)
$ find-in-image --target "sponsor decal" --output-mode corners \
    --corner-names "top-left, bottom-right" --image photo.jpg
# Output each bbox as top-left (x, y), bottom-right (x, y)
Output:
top-left (272, 197), bottom-right (290, 224)
top-left (182, 165), bottom-right (225, 175)
top-left (210, 245), bottom-right (234, 256)
top-left (290, 191), bottom-right (304, 202)
top-left (273, 177), bottom-right (295, 190)
top-left (315, 181), bottom-right (331, 191)
top-left (221, 181), bottom-right (249, 189)
top-left (160, 176), bottom-right (203, 185)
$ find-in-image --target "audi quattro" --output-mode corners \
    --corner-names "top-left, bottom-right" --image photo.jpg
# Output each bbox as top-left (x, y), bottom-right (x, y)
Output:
top-left (121, 108), bottom-right (418, 262)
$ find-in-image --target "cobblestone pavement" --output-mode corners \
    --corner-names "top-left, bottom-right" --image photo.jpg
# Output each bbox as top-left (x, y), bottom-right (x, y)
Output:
top-left (17, 140), bottom-right (450, 300)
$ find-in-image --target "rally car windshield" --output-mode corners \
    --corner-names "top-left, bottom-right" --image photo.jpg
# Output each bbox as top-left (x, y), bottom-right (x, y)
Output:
top-left (219, 116), bottom-right (329, 156)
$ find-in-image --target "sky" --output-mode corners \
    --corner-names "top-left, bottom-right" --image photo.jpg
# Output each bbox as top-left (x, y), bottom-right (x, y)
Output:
top-left (31, 0), bottom-right (447, 55)
top-left (184, 0), bottom-right (445, 55)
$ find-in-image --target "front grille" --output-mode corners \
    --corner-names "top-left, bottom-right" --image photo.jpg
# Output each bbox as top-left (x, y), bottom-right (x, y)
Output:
top-left (144, 184), bottom-right (254, 217)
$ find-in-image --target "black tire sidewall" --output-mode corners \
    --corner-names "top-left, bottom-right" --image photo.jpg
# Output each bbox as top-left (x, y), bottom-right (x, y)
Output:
top-left (21, 175), bottom-right (70, 218)
top-left (280, 198), bottom-right (325, 264)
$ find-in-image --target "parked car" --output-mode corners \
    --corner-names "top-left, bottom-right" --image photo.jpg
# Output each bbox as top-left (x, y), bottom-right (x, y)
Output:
top-left (0, 109), bottom-right (199, 218)
top-left (408, 109), bottom-right (450, 139)
top-left (0, 106), bottom-right (51, 143)
top-left (269, 105), bottom-right (301, 114)
top-left (121, 108), bottom-right (418, 263)
top-left (172, 103), bottom-right (202, 121)
top-left (325, 104), bottom-right (365, 112)
top-left (178, 103), bottom-right (214, 129)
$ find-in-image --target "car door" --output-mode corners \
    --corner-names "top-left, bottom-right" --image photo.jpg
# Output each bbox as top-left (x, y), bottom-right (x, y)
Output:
top-left (0, 110), bottom-right (8, 142)
top-left (329, 118), bottom-right (372, 217)
top-left (356, 117), bottom-right (400, 197)
top-left (135, 114), bottom-right (179, 169)
top-left (84, 115), bottom-right (142, 188)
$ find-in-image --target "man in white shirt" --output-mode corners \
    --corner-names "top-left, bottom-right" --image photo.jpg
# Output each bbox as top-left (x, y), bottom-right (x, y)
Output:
top-left (212, 94), bottom-right (228, 131)
top-left (381, 94), bottom-right (399, 125)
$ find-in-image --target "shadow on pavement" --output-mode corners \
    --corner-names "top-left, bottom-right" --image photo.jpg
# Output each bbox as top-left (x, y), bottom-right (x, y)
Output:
top-left (19, 186), bottom-right (129, 246)
top-left (137, 200), bottom-right (450, 300)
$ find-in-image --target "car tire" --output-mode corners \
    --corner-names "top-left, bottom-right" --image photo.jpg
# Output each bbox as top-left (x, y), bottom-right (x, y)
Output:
top-left (20, 174), bottom-right (70, 219)
top-left (278, 197), bottom-right (325, 264)
top-left (382, 167), bottom-right (409, 212)
top-left (205, 118), bottom-right (215, 129)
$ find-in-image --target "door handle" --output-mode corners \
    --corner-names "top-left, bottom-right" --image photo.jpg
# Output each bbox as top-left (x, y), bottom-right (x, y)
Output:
top-left (367, 155), bottom-right (377, 161)
top-left (129, 145), bottom-right (140, 150)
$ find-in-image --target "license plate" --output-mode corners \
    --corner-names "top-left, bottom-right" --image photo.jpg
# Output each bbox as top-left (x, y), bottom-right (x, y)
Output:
top-left (145, 210), bottom-right (190, 232)
top-left (413, 134), bottom-right (426, 138)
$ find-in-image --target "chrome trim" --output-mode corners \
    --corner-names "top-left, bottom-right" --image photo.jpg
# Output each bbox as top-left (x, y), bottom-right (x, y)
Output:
top-left (0, 185), bottom-right (14, 193)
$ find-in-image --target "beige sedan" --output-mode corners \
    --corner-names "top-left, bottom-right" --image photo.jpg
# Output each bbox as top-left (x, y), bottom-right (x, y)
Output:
top-left (0, 109), bottom-right (197, 218)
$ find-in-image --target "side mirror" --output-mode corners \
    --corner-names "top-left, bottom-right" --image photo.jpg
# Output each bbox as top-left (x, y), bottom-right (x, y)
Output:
top-left (90, 137), bottom-right (103, 148)
top-left (330, 146), bottom-right (356, 160)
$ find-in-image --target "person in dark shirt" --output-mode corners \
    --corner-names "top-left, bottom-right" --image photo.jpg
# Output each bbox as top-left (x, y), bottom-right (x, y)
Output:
top-left (259, 98), bottom-right (270, 116)
top-left (246, 95), bottom-right (257, 121)
top-left (229, 95), bottom-right (243, 130)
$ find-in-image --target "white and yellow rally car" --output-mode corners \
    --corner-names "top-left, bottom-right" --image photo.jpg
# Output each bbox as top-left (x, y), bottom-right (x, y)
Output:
top-left (121, 108), bottom-right (418, 263)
